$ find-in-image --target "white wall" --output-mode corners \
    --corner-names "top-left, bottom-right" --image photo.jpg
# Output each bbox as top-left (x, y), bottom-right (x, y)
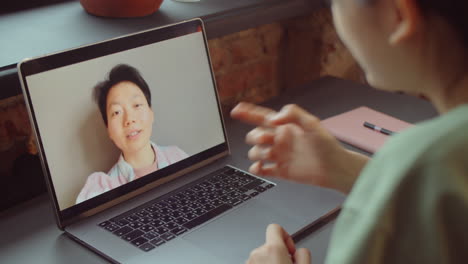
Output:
top-left (26, 32), bottom-right (225, 210)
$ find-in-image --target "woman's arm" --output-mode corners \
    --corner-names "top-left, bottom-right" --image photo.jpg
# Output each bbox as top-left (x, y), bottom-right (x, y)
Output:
top-left (231, 102), bottom-right (369, 194)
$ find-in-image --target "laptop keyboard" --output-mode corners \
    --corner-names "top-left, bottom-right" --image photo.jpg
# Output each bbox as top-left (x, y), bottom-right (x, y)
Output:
top-left (98, 166), bottom-right (275, 252)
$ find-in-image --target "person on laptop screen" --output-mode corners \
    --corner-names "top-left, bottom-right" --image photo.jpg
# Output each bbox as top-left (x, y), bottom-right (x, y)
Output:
top-left (76, 64), bottom-right (188, 204)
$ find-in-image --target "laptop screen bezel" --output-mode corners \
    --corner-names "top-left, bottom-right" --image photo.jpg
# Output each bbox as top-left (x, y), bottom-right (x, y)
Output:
top-left (17, 19), bottom-right (230, 229)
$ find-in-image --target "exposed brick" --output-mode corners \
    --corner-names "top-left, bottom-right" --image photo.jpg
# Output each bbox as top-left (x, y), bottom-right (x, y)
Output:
top-left (245, 59), bottom-right (277, 88)
top-left (259, 23), bottom-right (284, 55)
top-left (238, 27), bottom-right (257, 38)
top-left (258, 22), bottom-right (281, 34)
top-left (283, 29), bottom-right (322, 89)
top-left (208, 43), bottom-right (231, 73)
top-left (216, 69), bottom-right (247, 99)
top-left (211, 7), bottom-right (364, 109)
top-left (220, 31), bottom-right (241, 42)
top-left (0, 7), bottom-right (366, 208)
top-left (229, 36), bottom-right (264, 65)
top-left (216, 57), bottom-right (279, 98)
top-left (241, 82), bottom-right (279, 104)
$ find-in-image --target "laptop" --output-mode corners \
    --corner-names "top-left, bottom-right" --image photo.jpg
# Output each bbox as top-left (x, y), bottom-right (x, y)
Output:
top-left (17, 18), bottom-right (343, 264)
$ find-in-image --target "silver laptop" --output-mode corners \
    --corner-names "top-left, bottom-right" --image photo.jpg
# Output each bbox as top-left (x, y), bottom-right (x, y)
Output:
top-left (17, 19), bottom-right (343, 264)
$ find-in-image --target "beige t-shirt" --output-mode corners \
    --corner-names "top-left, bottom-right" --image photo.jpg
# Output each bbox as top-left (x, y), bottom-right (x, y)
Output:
top-left (326, 105), bottom-right (468, 264)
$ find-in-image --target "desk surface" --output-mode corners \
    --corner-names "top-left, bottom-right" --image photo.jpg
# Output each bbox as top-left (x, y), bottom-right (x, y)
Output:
top-left (0, 77), bottom-right (437, 263)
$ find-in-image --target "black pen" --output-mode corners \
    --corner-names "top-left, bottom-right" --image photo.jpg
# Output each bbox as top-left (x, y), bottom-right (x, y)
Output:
top-left (363, 121), bottom-right (396, 136)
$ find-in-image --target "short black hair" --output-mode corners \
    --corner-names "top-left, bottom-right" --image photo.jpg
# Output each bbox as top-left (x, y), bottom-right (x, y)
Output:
top-left (358, 0), bottom-right (468, 47)
top-left (93, 64), bottom-right (152, 126)
top-left (419, 0), bottom-right (468, 47)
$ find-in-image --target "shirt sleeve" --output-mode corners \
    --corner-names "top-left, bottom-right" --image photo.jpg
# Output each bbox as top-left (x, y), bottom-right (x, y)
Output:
top-left (326, 107), bottom-right (468, 264)
top-left (174, 146), bottom-right (189, 159)
top-left (326, 147), bottom-right (468, 264)
top-left (75, 172), bottom-right (126, 204)
top-left (163, 146), bottom-right (189, 163)
top-left (381, 154), bottom-right (468, 263)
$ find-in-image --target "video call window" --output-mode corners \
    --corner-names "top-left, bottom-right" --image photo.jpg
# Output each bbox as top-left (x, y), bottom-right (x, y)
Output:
top-left (24, 31), bottom-right (225, 211)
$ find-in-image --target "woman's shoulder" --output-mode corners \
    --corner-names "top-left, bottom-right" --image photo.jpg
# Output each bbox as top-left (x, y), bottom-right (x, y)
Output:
top-left (347, 105), bottom-right (468, 206)
top-left (76, 171), bottom-right (126, 204)
top-left (329, 107), bottom-right (468, 264)
top-left (154, 144), bottom-right (189, 159)
top-left (379, 104), bottom-right (468, 163)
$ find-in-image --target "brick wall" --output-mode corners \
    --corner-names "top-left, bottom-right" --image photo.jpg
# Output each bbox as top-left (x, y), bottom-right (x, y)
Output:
top-left (209, 8), bottom-right (364, 113)
top-left (0, 8), bottom-right (364, 209)
top-left (0, 8), bottom-right (364, 156)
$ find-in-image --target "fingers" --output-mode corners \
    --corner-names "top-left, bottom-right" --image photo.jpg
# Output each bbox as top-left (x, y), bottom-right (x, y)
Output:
top-left (249, 161), bottom-right (262, 175)
top-left (249, 161), bottom-right (278, 176)
top-left (247, 124), bottom-right (298, 162)
top-left (231, 102), bottom-right (277, 127)
top-left (248, 145), bottom-right (273, 162)
top-left (284, 230), bottom-right (296, 256)
top-left (265, 224), bottom-right (296, 255)
top-left (269, 104), bottom-right (319, 131)
top-left (294, 248), bottom-right (312, 264)
top-left (265, 224), bottom-right (284, 244)
top-left (247, 124), bottom-right (298, 177)
top-left (246, 244), bottom-right (289, 264)
top-left (231, 103), bottom-right (320, 132)
top-left (246, 224), bottom-right (299, 264)
top-left (246, 127), bottom-right (275, 145)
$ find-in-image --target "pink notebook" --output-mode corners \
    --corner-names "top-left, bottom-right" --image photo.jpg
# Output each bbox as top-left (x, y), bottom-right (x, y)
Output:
top-left (321, 106), bottom-right (412, 153)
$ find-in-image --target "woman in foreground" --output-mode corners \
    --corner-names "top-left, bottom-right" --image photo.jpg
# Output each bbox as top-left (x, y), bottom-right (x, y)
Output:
top-left (233, 0), bottom-right (468, 263)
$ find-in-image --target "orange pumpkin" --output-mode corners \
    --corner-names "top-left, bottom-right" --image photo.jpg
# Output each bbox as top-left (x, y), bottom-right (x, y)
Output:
top-left (80, 0), bottom-right (164, 18)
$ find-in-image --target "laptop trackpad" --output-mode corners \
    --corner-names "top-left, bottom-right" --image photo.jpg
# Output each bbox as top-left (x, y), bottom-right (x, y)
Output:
top-left (182, 199), bottom-right (300, 264)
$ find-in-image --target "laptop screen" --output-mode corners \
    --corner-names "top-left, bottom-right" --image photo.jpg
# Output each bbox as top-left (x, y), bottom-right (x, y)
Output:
top-left (18, 20), bottom-right (227, 223)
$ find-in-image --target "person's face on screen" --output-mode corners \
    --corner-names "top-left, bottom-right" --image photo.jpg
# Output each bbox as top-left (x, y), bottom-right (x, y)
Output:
top-left (106, 81), bottom-right (154, 158)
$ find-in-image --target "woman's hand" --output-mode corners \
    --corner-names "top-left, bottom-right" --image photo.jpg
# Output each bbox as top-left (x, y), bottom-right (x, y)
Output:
top-left (231, 102), bottom-right (369, 193)
top-left (246, 224), bottom-right (311, 264)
